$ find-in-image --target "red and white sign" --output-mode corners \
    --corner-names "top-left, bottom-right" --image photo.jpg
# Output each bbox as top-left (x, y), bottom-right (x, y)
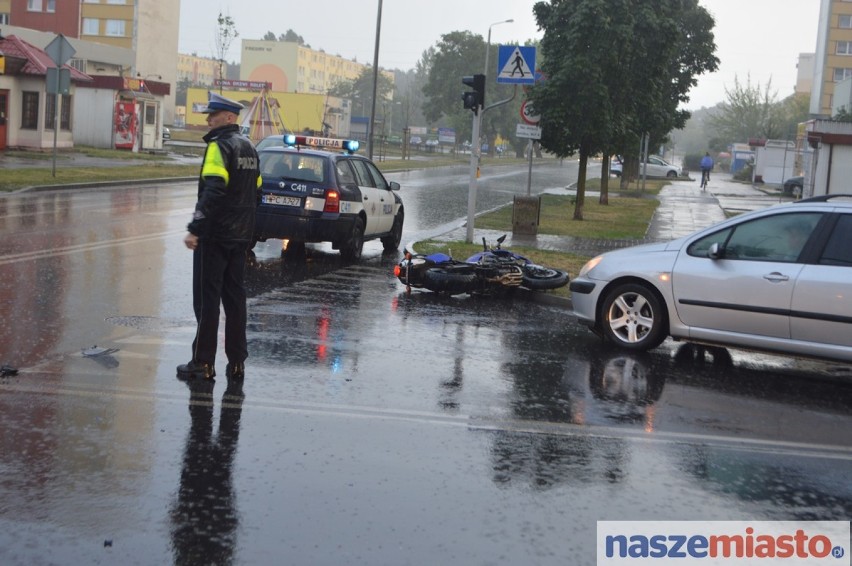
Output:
top-left (520, 100), bottom-right (540, 125)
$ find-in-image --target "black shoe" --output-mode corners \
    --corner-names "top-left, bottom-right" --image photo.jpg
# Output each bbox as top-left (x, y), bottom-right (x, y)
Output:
top-left (176, 360), bottom-right (215, 380)
top-left (226, 362), bottom-right (245, 381)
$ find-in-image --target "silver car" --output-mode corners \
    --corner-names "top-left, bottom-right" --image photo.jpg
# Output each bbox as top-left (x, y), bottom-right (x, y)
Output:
top-left (570, 195), bottom-right (852, 362)
top-left (611, 155), bottom-right (681, 178)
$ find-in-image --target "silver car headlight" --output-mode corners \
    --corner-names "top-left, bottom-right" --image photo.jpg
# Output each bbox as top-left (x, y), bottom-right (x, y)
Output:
top-left (578, 255), bottom-right (603, 278)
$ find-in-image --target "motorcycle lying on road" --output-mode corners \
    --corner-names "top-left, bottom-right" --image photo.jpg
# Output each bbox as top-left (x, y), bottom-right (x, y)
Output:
top-left (394, 234), bottom-right (569, 296)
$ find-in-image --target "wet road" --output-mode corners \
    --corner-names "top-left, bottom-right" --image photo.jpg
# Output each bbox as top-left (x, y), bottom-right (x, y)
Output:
top-left (1, 167), bottom-right (851, 565)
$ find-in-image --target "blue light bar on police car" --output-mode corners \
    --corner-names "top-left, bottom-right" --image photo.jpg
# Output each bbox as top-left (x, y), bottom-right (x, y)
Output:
top-left (283, 135), bottom-right (360, 154)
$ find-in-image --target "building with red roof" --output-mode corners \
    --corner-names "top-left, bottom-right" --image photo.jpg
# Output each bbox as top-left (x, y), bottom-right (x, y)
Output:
top-left (0, 33), bottom-right (90, 150)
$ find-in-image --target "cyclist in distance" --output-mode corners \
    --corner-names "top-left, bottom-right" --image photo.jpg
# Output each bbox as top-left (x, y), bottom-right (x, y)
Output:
top-left (700, 152), bottom-right (714, 189)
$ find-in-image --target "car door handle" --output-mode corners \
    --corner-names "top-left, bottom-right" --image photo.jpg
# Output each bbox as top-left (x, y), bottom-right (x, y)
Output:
top-left (763, 272), bottom-right (790, 283)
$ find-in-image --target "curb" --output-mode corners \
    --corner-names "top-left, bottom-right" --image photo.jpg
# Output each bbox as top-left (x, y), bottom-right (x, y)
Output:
top-left (12, 176), bottom-right (197, 194)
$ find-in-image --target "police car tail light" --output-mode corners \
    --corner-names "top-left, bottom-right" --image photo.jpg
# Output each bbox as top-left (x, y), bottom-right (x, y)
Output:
top-left (323, 189), bottom-right (340, 213)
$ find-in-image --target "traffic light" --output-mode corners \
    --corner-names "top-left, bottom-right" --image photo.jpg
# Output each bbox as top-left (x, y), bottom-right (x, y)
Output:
top-left (462, 74), bottom-right (485, 113)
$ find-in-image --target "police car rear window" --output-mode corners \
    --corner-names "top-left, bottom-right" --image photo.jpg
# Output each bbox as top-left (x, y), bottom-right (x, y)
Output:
top-left (260, 153), bottom-right (325, 183)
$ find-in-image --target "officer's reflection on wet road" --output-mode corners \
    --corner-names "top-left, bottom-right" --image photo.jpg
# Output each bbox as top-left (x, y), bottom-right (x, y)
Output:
top-left (170, 379), bottom-right (245, 564)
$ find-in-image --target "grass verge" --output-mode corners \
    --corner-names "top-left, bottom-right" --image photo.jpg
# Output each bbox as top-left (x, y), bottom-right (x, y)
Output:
top-left (1, 163), bottom-right (199, 191)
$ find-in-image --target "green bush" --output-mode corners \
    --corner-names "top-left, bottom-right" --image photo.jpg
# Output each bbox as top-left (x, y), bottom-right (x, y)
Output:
top-left (683, 153), bottom-right (704, 171)
top-left (733, 163), bottom-right (753, 182)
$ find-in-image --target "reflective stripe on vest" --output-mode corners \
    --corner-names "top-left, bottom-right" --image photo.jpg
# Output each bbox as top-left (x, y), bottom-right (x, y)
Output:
top-left (201, 142), bottom-right (229, 184)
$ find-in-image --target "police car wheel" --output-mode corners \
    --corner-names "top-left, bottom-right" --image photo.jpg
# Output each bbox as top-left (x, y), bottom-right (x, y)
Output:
top-left (341, 218), bottom-right (365, 261)
top-left (381, 210), bottom-right (404, 251)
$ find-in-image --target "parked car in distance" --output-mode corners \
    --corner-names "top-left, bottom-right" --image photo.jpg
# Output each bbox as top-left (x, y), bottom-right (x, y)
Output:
top-left (409, 136), bottom-right (422, 146)
top-left (783, 176), bottom-right (804, 197)
top-left (569, 195), bottom-right (852, 363)
top-left (254, 135), bottom-right (404, 261)
top-left (610, 156), bottom-right (623, 176)
top-left (255, 135), bottom-right (286, 151)
top-left (162, 127), bottom-right (171, 141)
top-left (610, 155), bottom-right (681, 178)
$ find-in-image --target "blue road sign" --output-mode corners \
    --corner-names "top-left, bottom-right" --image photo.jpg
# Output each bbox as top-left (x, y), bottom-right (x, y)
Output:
top-left (496, 45), bottom-right (536, 85)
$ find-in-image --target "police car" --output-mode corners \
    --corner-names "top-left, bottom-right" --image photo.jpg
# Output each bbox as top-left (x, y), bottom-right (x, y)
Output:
top-left (254, 135), bottom-right (404, 260)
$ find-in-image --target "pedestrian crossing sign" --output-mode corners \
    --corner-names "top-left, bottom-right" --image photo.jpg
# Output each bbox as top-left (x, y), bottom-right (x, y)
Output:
top-left (496, 45), bottom-right (536, 85)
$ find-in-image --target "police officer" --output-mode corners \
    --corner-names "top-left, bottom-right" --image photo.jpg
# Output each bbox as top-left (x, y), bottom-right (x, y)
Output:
top-left (177, 92), bottom-right (261, 382)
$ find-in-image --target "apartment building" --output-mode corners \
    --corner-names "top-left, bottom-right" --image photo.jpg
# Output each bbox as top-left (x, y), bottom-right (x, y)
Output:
top-left (811, 0), bottom-right (852, 116)
top-left (5, 0), bottom-right (179, 124)
top-left (241, 39), bottom-right (393, 97)
top-left (177, 52), bottom-right (224, 87)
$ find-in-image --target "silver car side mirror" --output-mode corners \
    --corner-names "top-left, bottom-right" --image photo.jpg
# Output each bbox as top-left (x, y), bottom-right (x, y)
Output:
top-left (708, 242), bottom-right (722, 260)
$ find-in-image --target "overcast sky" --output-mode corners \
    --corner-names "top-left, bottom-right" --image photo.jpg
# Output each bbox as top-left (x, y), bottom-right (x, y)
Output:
top-left (178, 0), bottom-right (821, 111)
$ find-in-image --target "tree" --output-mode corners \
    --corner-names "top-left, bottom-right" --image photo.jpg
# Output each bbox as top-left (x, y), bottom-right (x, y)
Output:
top-left (214, 12), bottom-right (239, 93)
top-left (706, 74), bottom-right (784, 144)
top-left (532, 0), bottom-right (717, 217)
top-left (603, 0), bottom-right (717, 193)
top-left (777, 92), bottom-right (812, 138)
top-left (175, 77), bottom-right (196, 107)
top-left (835, 106), bottom-right (852, 122)
top-left (262, 31), bottom-right (277, 41)
top-left (420, 31), bottom-right (521, 151)
top-left (328, 66), bottom-right (395, 121)
top-left (280, 29), bottom-right (306, 45)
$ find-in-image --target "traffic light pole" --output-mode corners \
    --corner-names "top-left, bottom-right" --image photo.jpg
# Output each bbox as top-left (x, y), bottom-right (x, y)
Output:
top-left (464, 87), bottom-right (515, 243)
top-left (465, 108), bottom-right (482, 244)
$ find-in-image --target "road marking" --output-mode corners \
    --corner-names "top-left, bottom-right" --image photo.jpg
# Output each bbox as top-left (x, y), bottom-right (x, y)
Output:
top-left (3, 378), bottom-right (851, 461)
top-left (0, 229), bottom-right (185, 265)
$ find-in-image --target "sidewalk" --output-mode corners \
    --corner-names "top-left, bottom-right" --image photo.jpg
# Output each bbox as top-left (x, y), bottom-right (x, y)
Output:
top-left (0, 148), bottom-right (200, 170)
top-left (428, 173), bottom-right (789, 258)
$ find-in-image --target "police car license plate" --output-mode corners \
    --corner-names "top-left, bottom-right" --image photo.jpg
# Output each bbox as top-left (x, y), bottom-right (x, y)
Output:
top-left (263, 194), bottom-right (301, 207)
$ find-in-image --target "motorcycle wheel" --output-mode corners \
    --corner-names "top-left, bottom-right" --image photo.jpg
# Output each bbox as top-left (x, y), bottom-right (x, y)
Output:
top-left (422, 267), bottom-right (478, 295)
top-left (521, 264), bottom-right (570, 290)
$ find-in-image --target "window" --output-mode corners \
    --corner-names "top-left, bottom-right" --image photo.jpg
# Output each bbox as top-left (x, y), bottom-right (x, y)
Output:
top-left (834, 68), bottom-right (852, 81)
top-left (0, 13), bottom-right (9, 24)
top-left (27, 0), bottom-right (42, 11)
top-left (335, 160), bottom-right (356, 185)
top-left (60, 94), bottom-right (71, 130)
top-left (105, 19), bottom-right (125, 37)
top-left (45, 94), bottom-right (56, 130)
top-left (21, 92), bottom-right (39, 129)
top-left (364, 161), bottom-right (388, 190)
top-left (107, 0), bottom-right (125, 3)
top-left (688, 213), bottom-right (823, 262)
top-left (46, 94), bottom-right (71, 130)
top-left (837, 41), bottom-right (852, 55)
top-left (350, 159), bottom-right (376, 187)
top-left (819, 215), bottom-right (852, 266)
top-left (82, 18), bottom-right (99, 35)
top-left (46, 0), bottom-right (55, 12)
top-left (841, 15), bottom-right (852, 28)
top-left (144, 105), bottom-right (156, 126)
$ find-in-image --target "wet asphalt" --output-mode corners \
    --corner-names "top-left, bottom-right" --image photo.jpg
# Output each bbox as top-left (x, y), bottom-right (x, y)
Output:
top-left (0, 158), bottom-right (814, 565)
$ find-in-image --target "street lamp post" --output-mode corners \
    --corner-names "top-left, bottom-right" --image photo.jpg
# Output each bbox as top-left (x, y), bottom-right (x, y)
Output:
top-left (483, 19), bottom-right (513, 86)
top-left (466, 18), bottom-right (513, 244)
top-left (481, 18), bottom-right (513, 148)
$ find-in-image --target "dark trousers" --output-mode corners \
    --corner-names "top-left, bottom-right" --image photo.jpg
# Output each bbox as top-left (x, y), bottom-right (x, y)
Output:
top-left (191, 240), bottom-right (248, 366)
